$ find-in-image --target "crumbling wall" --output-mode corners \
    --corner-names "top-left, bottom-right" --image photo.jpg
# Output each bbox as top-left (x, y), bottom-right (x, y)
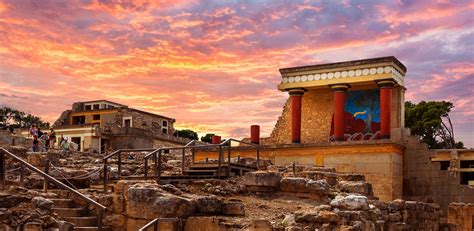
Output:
top-left (265, 89), bottom-right (333, 145)
top-left (403, 130), bottom-right (474, 211)
top-left (52, 110), bottom-right (71, 127)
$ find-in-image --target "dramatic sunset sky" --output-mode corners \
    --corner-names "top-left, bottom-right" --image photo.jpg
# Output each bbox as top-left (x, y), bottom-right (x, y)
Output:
top-left (0, 0), bottom-right (473, 146)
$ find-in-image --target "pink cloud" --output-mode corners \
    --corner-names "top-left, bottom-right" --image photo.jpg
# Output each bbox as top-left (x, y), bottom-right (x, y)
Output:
top-left (0, 0), bottom-right (472, 146)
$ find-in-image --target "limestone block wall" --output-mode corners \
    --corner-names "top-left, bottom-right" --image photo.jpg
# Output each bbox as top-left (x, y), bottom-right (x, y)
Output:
top-left (266, 89), bottom-right (333, 145)
top-left (195, 142), bottom-right (404, 201)
top-left (118, 109), bottom-right (175, 135)
top-left (264, 99), bottom-right (291, 145)
top-left (403, 129), bottom-right (474, 212)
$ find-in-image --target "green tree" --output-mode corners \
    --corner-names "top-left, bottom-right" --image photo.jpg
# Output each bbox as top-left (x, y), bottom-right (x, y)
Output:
top-left (0, 106), bottom-right (49, 129)
top-left (405, 101), bottom-right (464, 149)
top-left (174, 129), bottom-right (199, 140)
top-left (200, 133), bottom-right (215, 143)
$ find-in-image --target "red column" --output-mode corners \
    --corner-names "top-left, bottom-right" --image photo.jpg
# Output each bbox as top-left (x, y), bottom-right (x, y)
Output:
top-left (377, 80), bottom-right (396, 139)
top-left (289, 89), bottom-right (306, 143)
top-left (330, 84), bottom-right (350, 141)
top-left (211, 135), bottom-right (221, 144)
top-left (250, 125), bottom-right (260, 144)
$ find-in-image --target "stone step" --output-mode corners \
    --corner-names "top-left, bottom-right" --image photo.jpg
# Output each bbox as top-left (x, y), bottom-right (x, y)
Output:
top-left (55, 208), bottom-right (87, 217)
top-left (64, 217), bottom-right (98, 227)
top-left (184, 169), bottom-right (218, 176)
top-left (74, 227), bottom-right (110, 231)
top-left (50, 198), bottom-right (74, 207)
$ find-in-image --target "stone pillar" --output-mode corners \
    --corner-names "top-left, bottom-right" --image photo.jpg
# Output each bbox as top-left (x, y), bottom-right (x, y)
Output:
top-left (212, 135), bottom-right (221, 144)
top-left (289, 89), bottom-right (306, 143)
top-left (250, 125), bottom-right (260, 144)
top-left (330, 84), bottom-right (350, 141)
top-left (377, 80), bottom-right (396, 139)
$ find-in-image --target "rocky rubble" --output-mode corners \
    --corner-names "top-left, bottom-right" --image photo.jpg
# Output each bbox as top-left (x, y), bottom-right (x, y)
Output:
top-left (0, 141), bottom-right (454, 231)
top-left (0, 186), bottom-right (73, 230)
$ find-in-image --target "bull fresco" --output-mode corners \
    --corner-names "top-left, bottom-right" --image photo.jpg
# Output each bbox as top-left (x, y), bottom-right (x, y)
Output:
top-left (330, 89), bottom-right (381, 140)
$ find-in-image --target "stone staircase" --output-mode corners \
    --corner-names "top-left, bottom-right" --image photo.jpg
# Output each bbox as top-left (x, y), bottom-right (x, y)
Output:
top-left (42, 189), bottom-right (108, 231)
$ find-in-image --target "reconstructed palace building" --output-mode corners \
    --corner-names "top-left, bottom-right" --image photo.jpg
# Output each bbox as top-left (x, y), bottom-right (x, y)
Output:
top-left (226, 56), bottom-right (473, 210)
top-left (49, 100), bottom-right (190, 152)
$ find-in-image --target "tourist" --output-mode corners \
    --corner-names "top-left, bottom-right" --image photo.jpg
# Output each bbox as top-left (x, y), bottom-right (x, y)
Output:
top-left (29, 124), bottom-right (38, 137)
top-left (40, 132), bottom-right (49, 152)
top-left (49, 128), bottom-right (56, 148)
top-left (60, 137), bottom-right (69, 155)
top-left (32, 135), bottom-right (39, 152)
top-left (37, 128), bottom-right (43, 139)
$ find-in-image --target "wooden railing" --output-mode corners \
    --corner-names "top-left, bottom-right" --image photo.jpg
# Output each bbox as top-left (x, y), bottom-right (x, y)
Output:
top-left (0, 147), bottom-right (106, 230)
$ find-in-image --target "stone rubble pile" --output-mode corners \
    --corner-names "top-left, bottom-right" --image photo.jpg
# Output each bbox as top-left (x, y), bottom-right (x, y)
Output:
top-left (0, 142), bottom-right (454, 230)
top-left (241, 169), bottom-right (443, 230)
top-left (0, 186), bottom-right (73, 230)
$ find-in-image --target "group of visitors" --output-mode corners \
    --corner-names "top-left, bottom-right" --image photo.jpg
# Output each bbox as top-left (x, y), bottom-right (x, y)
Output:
top-left (29, 124), bottom-right (57, 152)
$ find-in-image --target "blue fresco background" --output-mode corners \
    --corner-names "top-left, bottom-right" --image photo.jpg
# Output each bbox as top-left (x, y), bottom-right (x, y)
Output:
top-left (345, 89), bottom-right (380, 122)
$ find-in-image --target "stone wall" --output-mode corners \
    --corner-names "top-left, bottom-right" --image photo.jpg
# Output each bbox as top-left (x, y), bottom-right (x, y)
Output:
top-left (119, 109), bottom-right (175, 136)
top-left (448, 203), bottom-right (474, 230)
top-left (195, 141), bottom-right (404, 201)
top-left (265, 89), bottom-right (334, 145)
top-left (403, 129), bottom-right (474, 211)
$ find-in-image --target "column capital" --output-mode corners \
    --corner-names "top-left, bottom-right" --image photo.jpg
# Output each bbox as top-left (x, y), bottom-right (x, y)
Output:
top-left (329, 83), bottom-right (351, 92)
top-left (288, 88), bottom-right (307, 96)
top-left (375, 79), bottom-right (396, 88)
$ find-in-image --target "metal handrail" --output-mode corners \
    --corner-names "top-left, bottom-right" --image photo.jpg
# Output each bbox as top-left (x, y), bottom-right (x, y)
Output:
top-left (139, 218), bottom-right (158, 231)
top-left (102, 148), bottom-right (155, 192)
top-left (143, 138), bottom-right (260, 182)
top-left (139, 218), bottom-right (180, 231)
top-left (0, 147), bottom-right (106, 230)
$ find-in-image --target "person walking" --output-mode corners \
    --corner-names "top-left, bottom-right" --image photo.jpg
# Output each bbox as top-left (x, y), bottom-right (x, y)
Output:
top-left (60, 137), bottom-right (69, 156)
top-left (29, 124), bottom-right (38, 137)
top-left (49, 128), bottom-right (56, 149)
top-left (32, 135), bottom-right (39, 152)
top-left (40, 132), bottom-right (49, 152)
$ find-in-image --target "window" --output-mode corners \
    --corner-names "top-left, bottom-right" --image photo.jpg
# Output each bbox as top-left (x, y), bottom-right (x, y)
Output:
top-left (123, 117), bottom-right (132, 127)
top-left (161, 120), bottom-right (168, 134)
top-left (460, 172), bottom-right (474, 185)
top-left (72, 116), bottom-right (86, 125)
top-left (460, 160), bottom-right (474, 169)
top-left (439, 161), bottom-right (450, 170)
top-left (85, 105), bottom-right (92, 110)
top-left (93, 114), bottom-right (100, 120)
top-left (108, 105), bottom-right (115, 109)
top-left (93, 104), bottom-right (100, 110)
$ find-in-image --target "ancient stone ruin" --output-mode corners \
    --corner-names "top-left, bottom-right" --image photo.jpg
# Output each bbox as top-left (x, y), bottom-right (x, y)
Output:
top-left (1, 57), bottom-right (472, 230)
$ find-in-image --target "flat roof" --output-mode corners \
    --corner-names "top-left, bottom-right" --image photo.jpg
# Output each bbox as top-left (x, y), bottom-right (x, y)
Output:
top-left (79, 100), bottom-right (127, 107)
top-left (277, 56), bottom-right (407, 91)
top-left (279, 56), bottom-right (407, 74)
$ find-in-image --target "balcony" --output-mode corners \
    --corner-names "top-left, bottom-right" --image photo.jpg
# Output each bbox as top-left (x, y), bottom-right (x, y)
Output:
top-left (100, 126), bottom-right (190, 144)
